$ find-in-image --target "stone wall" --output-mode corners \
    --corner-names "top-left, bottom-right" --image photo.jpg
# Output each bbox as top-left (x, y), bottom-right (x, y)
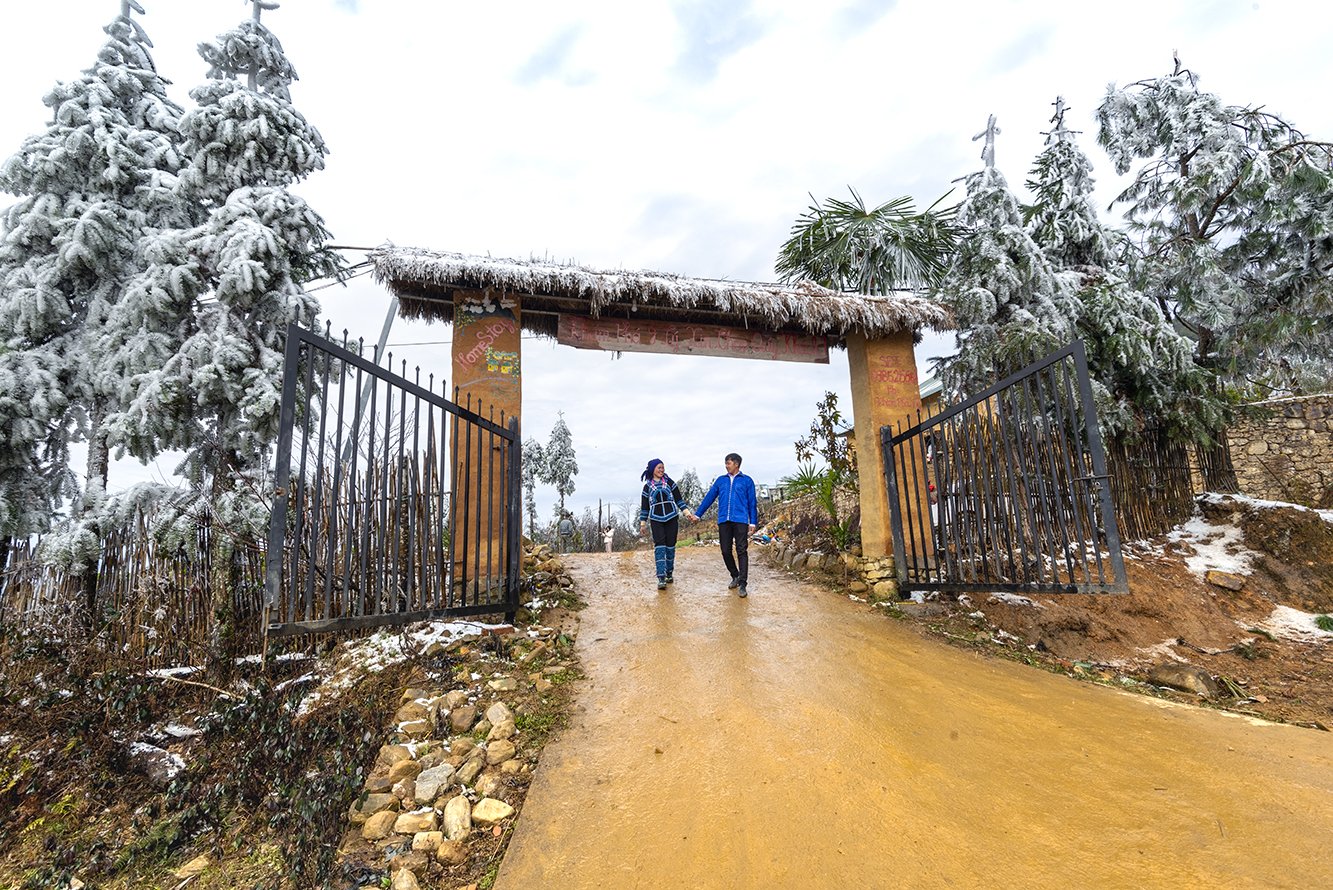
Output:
top-left (765, 543), bottom-right (898, 600)
top-left (1227, 394), bottom-right (1333, 508)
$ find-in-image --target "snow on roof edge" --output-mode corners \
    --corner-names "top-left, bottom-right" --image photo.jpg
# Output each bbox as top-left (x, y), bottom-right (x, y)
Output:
top-left (369, 247), bottom-right (955, 337)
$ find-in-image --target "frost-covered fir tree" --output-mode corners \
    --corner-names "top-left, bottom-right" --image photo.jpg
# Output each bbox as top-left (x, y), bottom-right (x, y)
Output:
top-left (521, 437), bottom-right (545, 538)
top-left (98, 2), bottom-right (341, 671)
top-left (1097, 58), bottom-right (1333, 393)
top-left (0, 352), bottom-right (68, 542)
top-left (1026, 98), bottom-right (1220, 441)
top-left (539, 413), bottom-right (578, 517)
top-left (1025, 98), bottom-right (1116, 272)
top-left (0, 1), bottom-right (184, 539)
top-left (676, 468), bottom-right (704, 511)
top-left (105, 2), bottom-right (342, 490)
top-left (932, 116), bottom-right (1079, 395)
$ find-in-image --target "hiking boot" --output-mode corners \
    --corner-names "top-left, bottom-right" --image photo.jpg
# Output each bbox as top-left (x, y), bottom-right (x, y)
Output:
top-left (665, 575), bottom-right (674, 584)
top-left (727, 576), bottom-right (740, 589)
top-left (738, 582), bottom-right (748, 598)
top-left (657, 578), bottom-right (667, 590)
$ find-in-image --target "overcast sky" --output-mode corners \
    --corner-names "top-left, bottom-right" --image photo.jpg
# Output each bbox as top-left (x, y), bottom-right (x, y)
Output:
top-left (4, 1), bottom-right (1331, 523)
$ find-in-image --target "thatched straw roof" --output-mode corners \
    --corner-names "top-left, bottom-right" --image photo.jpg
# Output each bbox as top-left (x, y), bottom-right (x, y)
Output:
top-left (370, 247), bottom-right (953, 345)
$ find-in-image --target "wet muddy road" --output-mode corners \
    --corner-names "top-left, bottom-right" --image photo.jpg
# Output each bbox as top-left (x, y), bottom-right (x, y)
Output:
top-left (496, 548), bottom-right (1333, 889)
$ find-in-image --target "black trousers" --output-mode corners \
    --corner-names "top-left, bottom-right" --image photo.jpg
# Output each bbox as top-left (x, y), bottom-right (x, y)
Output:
top-left (649, 516), bottom-right (679, 548)
top-left (717, 521), bottom-right (749, 584)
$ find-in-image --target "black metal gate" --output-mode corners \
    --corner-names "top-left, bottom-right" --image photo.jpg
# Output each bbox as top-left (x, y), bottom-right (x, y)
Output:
top-left (882, 341), bottom-right (1128, 595)
top-left (263, 324), bottom-right (521, 636)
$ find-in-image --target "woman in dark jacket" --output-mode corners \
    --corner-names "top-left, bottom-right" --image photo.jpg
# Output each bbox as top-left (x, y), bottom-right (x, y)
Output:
top-left (638, 459), bottom-right (691, 590)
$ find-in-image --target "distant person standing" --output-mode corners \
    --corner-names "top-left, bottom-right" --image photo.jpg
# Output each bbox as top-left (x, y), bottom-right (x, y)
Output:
top-left (638, 459), bottom-right (691, 590)
top-left (557, 512), bottom-right (575, 553)
top-left (691, 452), bottom-right (758, 598)
top-left (603, 526), bottom-right (614, 553)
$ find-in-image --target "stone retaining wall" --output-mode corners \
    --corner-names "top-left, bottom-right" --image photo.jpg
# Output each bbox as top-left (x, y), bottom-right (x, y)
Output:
top-left (1227, 394), bottom-right (1333, 508)
top-left (765, 542), bottom-right (897, 600)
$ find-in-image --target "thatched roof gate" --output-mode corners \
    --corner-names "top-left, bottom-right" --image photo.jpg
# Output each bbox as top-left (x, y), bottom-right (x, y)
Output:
top-left (370, 247), bottom-right (953, 345)
top-left (368, 246), bottom-right (950, 561)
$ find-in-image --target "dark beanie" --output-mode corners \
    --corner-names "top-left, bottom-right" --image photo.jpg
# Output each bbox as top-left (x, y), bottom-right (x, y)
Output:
top-left (641, 458), bottom-right (663, 481)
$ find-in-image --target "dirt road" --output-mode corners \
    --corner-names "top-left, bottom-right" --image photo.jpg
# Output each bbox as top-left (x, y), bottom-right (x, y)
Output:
top-left (496, 547), bottom-right (1333, 889)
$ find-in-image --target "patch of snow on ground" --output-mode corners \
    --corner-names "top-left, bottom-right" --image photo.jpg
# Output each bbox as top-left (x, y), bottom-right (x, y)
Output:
top-left (1123, 539), bottom-right (1164, 558)
top-left (274, 673), bottom-right (318, 693)
top-left (1127, 639), bottom-right (1186, 666)
top-left (1252, 606), bottom-right (1333, 644)
top-left (235, 652), bottom-right (313, 666)
top-left (1166, 513), bottom-right (1257, 578)
top-left (1200, 492), bottom-right (1333, 524)
top-left (163, 723), bottom-right (200, 739)
top-left (129, 742), bottom-right (186, 778)
top-left (987, 592), bottom-right (1043, 608)
top-left (147, 665), bottom-right (201, 679)
top-left (297, 620), bottom-right (506, 717)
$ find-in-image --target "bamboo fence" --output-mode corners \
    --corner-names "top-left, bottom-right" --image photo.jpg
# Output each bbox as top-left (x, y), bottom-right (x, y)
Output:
top-left (0, 511), bottom-right (265, 669)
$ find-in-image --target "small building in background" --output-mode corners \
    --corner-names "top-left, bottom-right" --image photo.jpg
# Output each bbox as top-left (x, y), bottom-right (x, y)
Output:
top-left (919, 375), bottom-right (944, 417)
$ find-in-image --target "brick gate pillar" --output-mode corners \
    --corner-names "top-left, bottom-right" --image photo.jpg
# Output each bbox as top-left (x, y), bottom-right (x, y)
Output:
top-left (451, 289), bottom-right (522, 422)
top-left (451, 290), bottom-right (523, 596)
top-left (847, 331), bottom-right (924, 559)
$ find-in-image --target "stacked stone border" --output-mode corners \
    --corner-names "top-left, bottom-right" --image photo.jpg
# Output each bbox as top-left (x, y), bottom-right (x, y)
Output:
top-left (333, 539), bottom-right (578, 890)
top-left (766, 542), bottom-right (898, 600)
top-left (1227, 394), bottom-right (1333, 508)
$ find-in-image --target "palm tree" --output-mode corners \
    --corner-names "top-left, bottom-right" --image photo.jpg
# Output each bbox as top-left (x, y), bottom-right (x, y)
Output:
top-left (775, 188), bottom-right (958, 293)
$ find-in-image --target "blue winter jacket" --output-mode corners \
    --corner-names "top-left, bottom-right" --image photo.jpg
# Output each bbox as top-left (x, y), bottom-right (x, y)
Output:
top-left (694, 472), bottom-right (758, 525)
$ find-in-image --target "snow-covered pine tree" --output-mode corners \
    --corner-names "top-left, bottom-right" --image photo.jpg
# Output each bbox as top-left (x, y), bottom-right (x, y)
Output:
top-left (1025, 97), bottom-right (1221, 442)
top-left (521, 437), bottom-right (545, 538)
top-left (105, 2), bottom-right (343, 491)
top-left (1024, 98), bottom-right (1115, 271)
top-left (0, 352), bottom-right (69, 541)
top-left (1097, 58), bottom-right (1333, 394)
top-left (0, 1), bottom-right (184, 541)
top-left (932, 115), bottom-right (1079, 395)
top-left (99, 2), bottom-right (342, 672)
top-left (676, 468), bottom-right (704, 511)
top-left (539, 413), bottom-right (578, 517)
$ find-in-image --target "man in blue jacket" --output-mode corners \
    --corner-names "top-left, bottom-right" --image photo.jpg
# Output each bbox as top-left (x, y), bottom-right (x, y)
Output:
top-left (691, 452), bottom-right (758, 597)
